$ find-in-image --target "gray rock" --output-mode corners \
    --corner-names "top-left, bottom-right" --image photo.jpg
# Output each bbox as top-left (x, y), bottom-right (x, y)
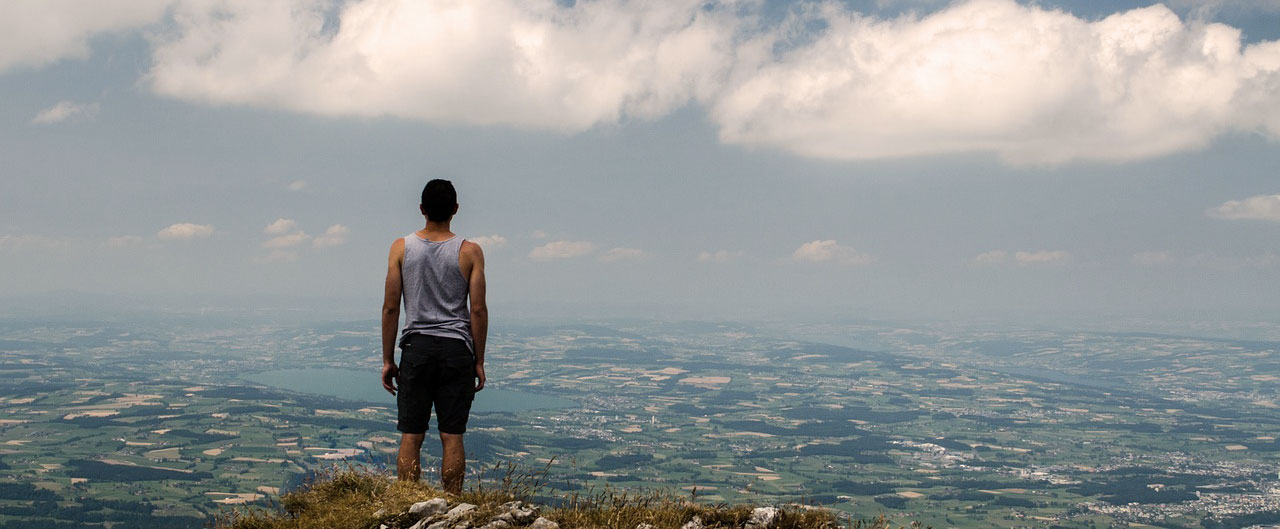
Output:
top-left (373, 508), bottom-right (387, 517)
top-left (447, 503), bottom-right (477, 518)
top-left (635, 524), bottom-right (655, 529)
top-left (510, 507), bottom-right (537, 524)
top-left (450, 521), bottom-right (472, 529)
top-left (529, 517), bottom-right (559, 529)
top-left (481, 521), bottom-right (511, 529)
top-left (410, 498), bottom-right (450, 515)
top-left (745, 506), bottom-right (780, 529)
top-left (494, 512), bottom-right (515, 524)
top-left (681, 516), bottom-right (703, 529)
top-left (426, 521), bottom-right (450, 529)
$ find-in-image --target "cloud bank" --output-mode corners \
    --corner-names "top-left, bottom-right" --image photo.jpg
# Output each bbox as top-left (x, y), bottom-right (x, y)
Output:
top-left (141, 0), bottom-right (1280, 164)
top-left (715, 1), bottom-right (1280, 163)
top-left (148, 0), bottom-right (738, 132)
top-left (9, 0), bottom-right (1280, 164)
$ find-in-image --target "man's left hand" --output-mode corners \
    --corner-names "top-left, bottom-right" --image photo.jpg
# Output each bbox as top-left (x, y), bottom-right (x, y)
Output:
top-left (381, 363), bottom-right (398, 396)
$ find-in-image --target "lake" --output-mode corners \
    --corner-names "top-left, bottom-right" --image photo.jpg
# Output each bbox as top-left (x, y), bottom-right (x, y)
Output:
top-left (242, 368), bottom-right (577, 413)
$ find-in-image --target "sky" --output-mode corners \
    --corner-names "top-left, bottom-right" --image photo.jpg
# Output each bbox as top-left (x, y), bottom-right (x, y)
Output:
top-left (2, 0), bottom-right (1280, 324)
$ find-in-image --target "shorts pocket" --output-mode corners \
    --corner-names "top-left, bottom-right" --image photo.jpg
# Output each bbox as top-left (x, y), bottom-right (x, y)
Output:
top-left (443, 353), bottom-right (472, 375)
top-left (443, 354), bottom-right (476, 396)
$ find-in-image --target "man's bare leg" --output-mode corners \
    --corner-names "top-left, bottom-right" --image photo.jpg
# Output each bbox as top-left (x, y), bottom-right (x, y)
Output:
top-left (397, 432), bottom-right (426, 481)
top-left (440, 432), bottom-right (465, 494)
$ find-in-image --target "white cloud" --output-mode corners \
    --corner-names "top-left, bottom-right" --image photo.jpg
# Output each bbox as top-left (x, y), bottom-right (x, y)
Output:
top-left (1014, 250), bottom-right (1070, 264)
top-left (313, 224), bottom-right (350, 248)
top-left (157, 223), bottom-right (214, 240)
top-left (31, 101), bottom-right (98, 125)
top-left (792, 240), bottom-right (872, 265)
top-left (971, 250), bottom-right (1009, 265)
top-left (1132, 250), bottom-right (1175, 266)
top-left (712, 0), bottom-right (1280, 164)
top-left (1207, 194), bottom-right (1280, 222)
top-left (263, 218), bottom-right (300, 235)
top-left (531, 230), bottom-right (549, 240)
top-left (147, 0), bottom-right (738, 132)
top-left (469, 235), bottom-right (507, 250)
top-left (105, 235), bottom-right (146, 248)
top-left (529, 240), bottom-right (594, 261)
top-left (287, 180), bottom-right (307, 191)
top-left (260, 219), bottom-right (348, 252)
top-left (598, 247), bottom-right (645, 263)
top-left (0, 0), bottom-right (169, 73)
top-left (697, 249), bottom-right (743, 263)
top-left (256, 222), bottom-right (344, 258)
top-left (263, 231), bottom-right (310, 249)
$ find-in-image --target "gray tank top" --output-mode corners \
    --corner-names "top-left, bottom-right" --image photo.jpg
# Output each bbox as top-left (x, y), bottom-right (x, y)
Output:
top-left (399, 233), bottom-right (473, 351)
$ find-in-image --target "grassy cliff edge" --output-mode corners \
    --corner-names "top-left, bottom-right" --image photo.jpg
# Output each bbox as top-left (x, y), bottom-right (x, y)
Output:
top-left (216, 466), bottom-right (921, 529)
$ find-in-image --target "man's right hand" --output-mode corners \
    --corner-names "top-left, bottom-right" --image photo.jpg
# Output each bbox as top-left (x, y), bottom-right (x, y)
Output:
top-left (474, 363), bottom-right (486, 392)
top-left (382, 363), bottom-right (399, 396)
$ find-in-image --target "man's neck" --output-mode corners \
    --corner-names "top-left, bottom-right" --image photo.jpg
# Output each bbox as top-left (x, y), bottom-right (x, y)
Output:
top-left (420, 220), bottom-right (453, 241)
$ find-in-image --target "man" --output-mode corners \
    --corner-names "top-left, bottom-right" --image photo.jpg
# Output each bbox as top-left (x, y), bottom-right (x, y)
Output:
top-left (381, 179), bottom-right (487, 494)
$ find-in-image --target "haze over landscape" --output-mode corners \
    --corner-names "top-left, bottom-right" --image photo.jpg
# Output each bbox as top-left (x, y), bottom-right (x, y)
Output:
top-left (2, 1), bottom-right (1280, 529)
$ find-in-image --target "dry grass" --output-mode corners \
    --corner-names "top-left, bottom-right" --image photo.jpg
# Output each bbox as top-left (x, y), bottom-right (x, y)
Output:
top-left (214, 461), bottom-right (922, 529)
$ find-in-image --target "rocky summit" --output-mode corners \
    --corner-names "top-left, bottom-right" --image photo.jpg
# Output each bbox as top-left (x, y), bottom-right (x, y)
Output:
top-left (214, 468), bottom-right (892, 529)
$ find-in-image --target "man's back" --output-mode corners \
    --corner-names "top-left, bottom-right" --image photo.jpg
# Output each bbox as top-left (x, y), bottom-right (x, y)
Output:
top-left (400, 232), bottom-right (473, 351)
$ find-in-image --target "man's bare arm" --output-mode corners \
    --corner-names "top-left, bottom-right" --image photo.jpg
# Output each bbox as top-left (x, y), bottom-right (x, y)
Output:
top-left (381, 238), bottom-right (405, 395)
top-left (463, 241), bottom-right (487, 391)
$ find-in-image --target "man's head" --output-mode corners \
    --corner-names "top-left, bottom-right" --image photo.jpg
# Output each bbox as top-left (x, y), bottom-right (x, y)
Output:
top-left (420, 179), bottom-right (458, 222)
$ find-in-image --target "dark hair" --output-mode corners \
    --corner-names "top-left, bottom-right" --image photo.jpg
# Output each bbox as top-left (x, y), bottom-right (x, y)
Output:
top-left (420, 179), bottom-right (457, 222)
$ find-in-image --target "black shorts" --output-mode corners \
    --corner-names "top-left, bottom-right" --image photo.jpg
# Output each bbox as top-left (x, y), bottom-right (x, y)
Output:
top-left (396, 333), bottom-right (476, 434)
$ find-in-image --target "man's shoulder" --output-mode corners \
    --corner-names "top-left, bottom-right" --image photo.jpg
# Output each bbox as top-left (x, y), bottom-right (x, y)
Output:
top-left (459, 239), bottom-right (483, 255)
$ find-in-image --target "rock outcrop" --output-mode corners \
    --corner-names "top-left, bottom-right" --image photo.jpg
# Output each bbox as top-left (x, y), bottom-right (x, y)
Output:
top-left (382, 496), bottom-right (789, 529)
top-left (389, 496), bottom-right (564, 529)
